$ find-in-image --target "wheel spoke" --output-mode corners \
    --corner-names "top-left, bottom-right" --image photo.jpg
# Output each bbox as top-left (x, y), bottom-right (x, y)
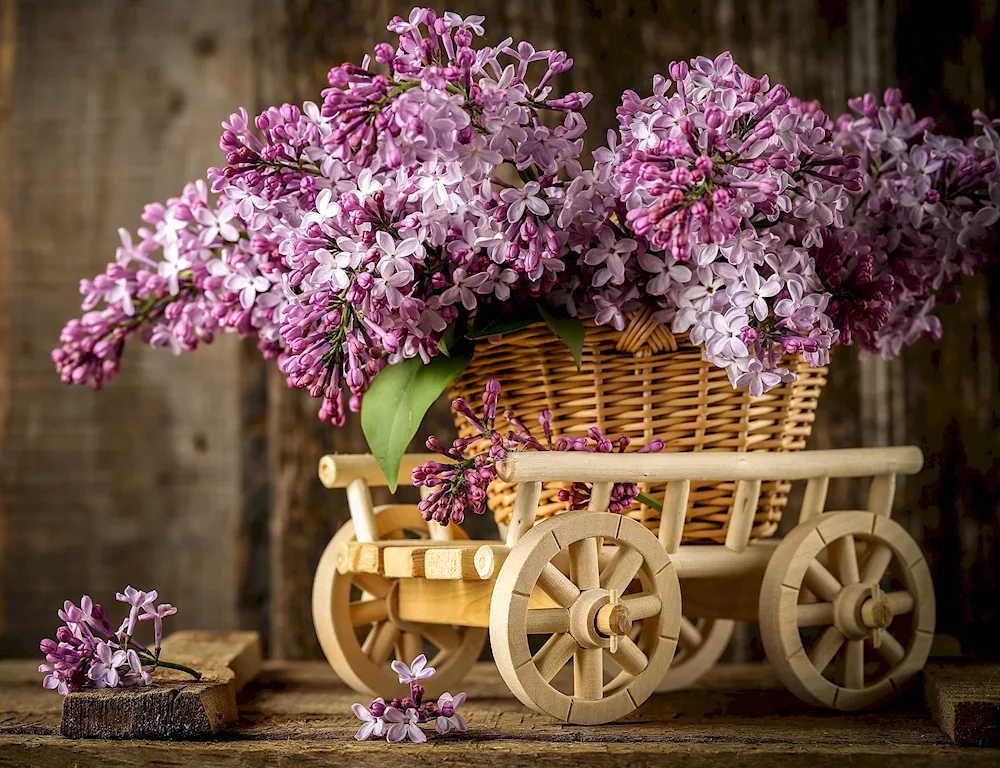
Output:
top-left (526, 607), bottom-right (570, 634)
top-left (796, 601), bottom-right (835, 627)
top-left (860, 543), bottom-right (893, 586)
top-left (352, 572), bottom-right (392, 599)
top-left (875, 632), bottom-right (906, 667)
top-left (534, 632), bottom-right (578, 682)
top-left (568, 537), bottom-right (601, 591)
top-left (808, 626), bottom-right (845, 674)
top-left (678, 616), bottom-right (703, 649)
top-left (422, 624), bottom-right (461, 652)
top-left (844, 639), bottom-right (865, 689)
top-left (537, 563), bottom-right (582, 608)
top-left (621, 592), bottom-right (662, 621)
top-left (804, 560), bottom-right (843, 603)
top-left (607, 635), bottom-right (648, 676)
top-left (362, 621), bottom-right (400, 665)
top-left (573, 647), bottom-right (603, 700)
top-left (349, 599), bottom-right (388, 627)
top-left (398, 631), bottom-right (423, 663)
top-left (831, 534), bottom-right (860, 586)
top-left (600, 547), bottom-right (643, 594)
top-left (885, 591), bottom-right (914, 615)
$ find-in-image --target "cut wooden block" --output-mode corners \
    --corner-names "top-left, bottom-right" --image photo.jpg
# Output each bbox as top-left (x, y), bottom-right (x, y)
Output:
top-left (60, 631), bottom-right (261, 739)
top-left (924, 662), bottom-right (1000, 746)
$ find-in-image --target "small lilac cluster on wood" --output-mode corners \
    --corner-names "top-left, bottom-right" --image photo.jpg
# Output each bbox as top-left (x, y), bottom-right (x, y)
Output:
top-left (38, 586), bottom-right (201, 695)
top-left (412, 379), bottom-right (664, 526)
top-left (352, 654), bottom-right (468, 742)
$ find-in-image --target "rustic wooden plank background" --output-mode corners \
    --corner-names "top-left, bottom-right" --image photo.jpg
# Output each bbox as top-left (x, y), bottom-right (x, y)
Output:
top-left (0, 0), bottom-right (996, 661)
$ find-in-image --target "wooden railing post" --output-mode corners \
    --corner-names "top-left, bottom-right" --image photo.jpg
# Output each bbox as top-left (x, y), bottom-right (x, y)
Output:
top-left (657, 480), bottom-right (690, 555)
top-left (724, 479), bottom-right (762, 553)
top-left (346, 478), bottom-right (378, 543)
top-left (868, 473), bottom-right (897, 517)
top-left (799, 476), bottom-right (830, 522)
top-left (505, 481), bottom-right (542, 547)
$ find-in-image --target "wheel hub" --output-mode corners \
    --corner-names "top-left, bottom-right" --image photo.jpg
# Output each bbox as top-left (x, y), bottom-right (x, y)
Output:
top-left (834, 583), bottom-right (894, 641)
top-left (569, 589), bottom-right (634, 651)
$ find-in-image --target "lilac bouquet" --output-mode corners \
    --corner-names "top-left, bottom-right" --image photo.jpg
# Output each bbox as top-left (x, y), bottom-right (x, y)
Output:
top-left (38, 587), bottom-right (201, 695)
top-left (352, 654), bottom-right (468, 742)
top-left (52, 8), bottom-right (999, 488)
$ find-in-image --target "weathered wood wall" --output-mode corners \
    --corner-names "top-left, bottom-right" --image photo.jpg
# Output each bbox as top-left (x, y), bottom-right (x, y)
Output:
top-left (1, 0), bottom-right (996, 660)
top-left (1, 1), bottom-right (254, 653)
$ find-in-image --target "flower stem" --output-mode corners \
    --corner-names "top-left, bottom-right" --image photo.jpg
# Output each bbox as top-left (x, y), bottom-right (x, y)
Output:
top-left (139, 655), bottom-right (202, 680)
top-left (636, 490), bottom-right (663, 512)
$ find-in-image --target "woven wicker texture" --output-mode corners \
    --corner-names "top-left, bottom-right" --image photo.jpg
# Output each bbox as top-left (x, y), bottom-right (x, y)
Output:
top-left (449, 308), bottom-right (827, 544)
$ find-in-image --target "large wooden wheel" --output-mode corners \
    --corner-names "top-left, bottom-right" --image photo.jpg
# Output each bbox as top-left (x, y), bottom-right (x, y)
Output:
top-left (490, 511), bottom-right (680, 724)
top-left (656, 616), bottom-right (735, 692)
top-left (312, 505), bottom-right (487, 698)
top-left (760, 511), bottom-right (935, 710)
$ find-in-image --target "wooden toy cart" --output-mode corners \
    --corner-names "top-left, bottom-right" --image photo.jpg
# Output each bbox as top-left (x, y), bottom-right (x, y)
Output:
top-left (312, 447), bottom-right (934, 725)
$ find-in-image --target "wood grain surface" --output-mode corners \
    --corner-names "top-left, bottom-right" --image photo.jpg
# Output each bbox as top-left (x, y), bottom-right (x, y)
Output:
top-left (59, 631), bottom-right (261, 739)
top-left (2, 660), bottom-right (999, 766)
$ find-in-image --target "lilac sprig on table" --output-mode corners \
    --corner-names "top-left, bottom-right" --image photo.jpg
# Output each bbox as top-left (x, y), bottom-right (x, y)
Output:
top-left (38, 586), bottom-right (201, 695)
top-left (352, 654), bottom-right (468, 742)
top-left (412, 379), bottom-right (664, 526)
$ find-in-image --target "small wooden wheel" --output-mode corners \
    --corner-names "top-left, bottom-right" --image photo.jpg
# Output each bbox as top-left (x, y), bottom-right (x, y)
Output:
top-left (760, 511), bottom-right (935, 711)
top-left (656, 617), bottom-right (735, 692)
top-left (490, 511), bottom-right (680, 724)
top-left (312, 505), bottom-right (487, 698)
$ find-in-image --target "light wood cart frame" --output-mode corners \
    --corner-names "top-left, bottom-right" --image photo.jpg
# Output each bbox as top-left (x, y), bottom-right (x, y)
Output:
top-left (312, 447), bottom-right (935, 724)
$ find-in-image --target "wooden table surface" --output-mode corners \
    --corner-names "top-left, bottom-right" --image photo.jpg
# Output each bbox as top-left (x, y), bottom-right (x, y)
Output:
top-left (0, 660), bottom-right (995, 766)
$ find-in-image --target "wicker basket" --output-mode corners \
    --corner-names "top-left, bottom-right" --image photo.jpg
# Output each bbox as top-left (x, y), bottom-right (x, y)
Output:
top-left (449, 307), bottom-right (827, 544)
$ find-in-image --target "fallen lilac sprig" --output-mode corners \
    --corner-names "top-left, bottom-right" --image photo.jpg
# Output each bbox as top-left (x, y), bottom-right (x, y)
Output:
top-left (412, 379), bottom-right (665, 526)
top-left (352, 654), bottom-right (468, 742)
top-left (38, 586), bottom-right (201, 695)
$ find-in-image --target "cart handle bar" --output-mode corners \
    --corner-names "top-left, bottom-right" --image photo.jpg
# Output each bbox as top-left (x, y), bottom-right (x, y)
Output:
top-left (497, 446), bottom-right (923, 485)
top-left (318, 453), bottom-right (448, 489)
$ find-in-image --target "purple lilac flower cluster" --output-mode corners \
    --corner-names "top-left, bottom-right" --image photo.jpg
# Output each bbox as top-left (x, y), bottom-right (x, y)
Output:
top-left (51, 180), bottom-right (287, 390)
top-left (589, 58), bottom-right (999, 393)
top-left (54, 9), bottom-right (999, 412)
top-left (412, 379), bottom-right (664, 525)
top-left (825, 95), bottom-right (1000, 358)
top-left (38, 586), bottom-right (201, 695)
top-left (352, 654), bottom-right (467, 742)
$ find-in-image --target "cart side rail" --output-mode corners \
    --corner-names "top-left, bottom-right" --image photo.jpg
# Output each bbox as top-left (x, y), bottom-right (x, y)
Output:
top-left (497, 446), bottom-right (923, 485)
top-left (318, 453), bottom-right (448, 489)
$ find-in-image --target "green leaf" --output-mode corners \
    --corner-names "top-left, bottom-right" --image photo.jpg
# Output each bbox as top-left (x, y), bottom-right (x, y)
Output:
top-left (465, 307), bottom-right (541, 339)
top-left (437, 323), bottom-right (457, 357)
top-left (538, 304), bottom-right (585, 371)
top-left (361, 354), bottom-right (472, 492)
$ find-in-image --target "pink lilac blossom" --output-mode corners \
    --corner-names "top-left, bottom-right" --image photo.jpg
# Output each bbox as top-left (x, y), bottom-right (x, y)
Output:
top-left (827, 91), bottom-right (1000, 358)
top-left (590, 57), bottom-right (998, 392)
top-left (351, 654), bottom-right (468, 742)
top-left (38, 587), bottom-right (200, 695)
top-left (412, 380), bottom-right (665, 526)
top-left (54, 10), bottom-right (998, 415)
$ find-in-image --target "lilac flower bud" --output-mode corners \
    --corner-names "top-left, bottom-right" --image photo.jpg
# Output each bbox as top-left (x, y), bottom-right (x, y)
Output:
top-left (369, 699), bottom-right (385, 717)
top-left (373, 42), bottom-right (395, 64)
top-left (668, 60), bottom-right (689, 81)
top-left (704, 107), bottom-right (725, 129)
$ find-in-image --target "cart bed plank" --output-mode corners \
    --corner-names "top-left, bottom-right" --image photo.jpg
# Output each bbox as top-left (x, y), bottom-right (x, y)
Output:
top-left (2, 660), bottom-right (996, 765)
